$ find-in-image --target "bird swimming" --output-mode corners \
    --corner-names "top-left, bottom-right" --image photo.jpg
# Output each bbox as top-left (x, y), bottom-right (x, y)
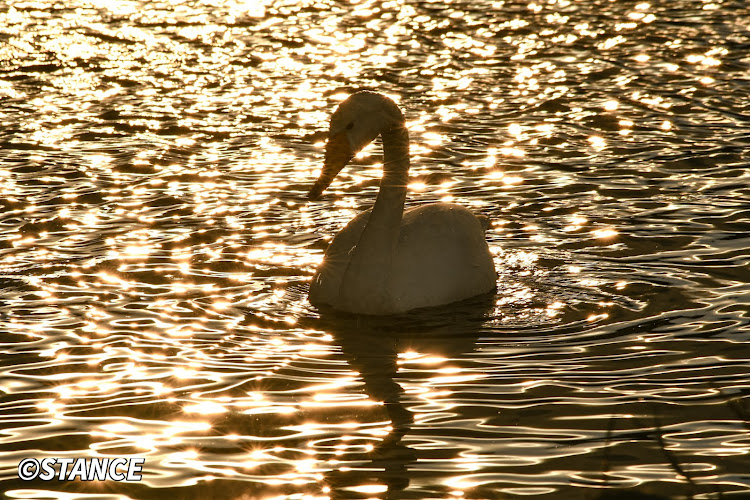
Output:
top-left (308, 91), bottom-right (496, 315)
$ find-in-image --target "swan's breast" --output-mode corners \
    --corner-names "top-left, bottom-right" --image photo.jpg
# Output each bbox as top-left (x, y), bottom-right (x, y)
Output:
top-left (308, 210), bottom-right (371, 305)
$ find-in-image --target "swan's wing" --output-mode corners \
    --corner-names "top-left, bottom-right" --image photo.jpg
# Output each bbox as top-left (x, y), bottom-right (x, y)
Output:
top-left (392, 204), bottom-right (496, 309)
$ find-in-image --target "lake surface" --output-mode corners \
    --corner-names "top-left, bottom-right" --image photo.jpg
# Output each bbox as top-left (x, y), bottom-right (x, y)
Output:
top-left (1, 0), bottom-right (749, 498)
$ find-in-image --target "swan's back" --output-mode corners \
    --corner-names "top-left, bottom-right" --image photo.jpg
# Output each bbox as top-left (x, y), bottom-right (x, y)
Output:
top-left (392, 204), bottom-right (496, 310)
top-left (310, 203), bottom-right (496, 313)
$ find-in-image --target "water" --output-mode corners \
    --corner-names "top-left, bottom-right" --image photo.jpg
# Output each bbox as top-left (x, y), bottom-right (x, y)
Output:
top-left (1, 0), bottom-right (749, 498)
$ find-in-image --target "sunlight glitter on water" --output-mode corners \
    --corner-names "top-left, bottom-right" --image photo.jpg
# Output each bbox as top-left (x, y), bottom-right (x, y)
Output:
top-left (1, 0), bottom-right (750, 498)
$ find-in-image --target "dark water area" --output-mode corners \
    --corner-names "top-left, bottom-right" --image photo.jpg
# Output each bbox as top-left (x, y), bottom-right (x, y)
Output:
top-left (1, 0), bottom-right (750, 498)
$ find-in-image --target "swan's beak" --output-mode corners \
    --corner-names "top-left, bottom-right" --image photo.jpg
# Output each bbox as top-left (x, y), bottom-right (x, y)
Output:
top-left (308, 131), bottom-right (353, 200)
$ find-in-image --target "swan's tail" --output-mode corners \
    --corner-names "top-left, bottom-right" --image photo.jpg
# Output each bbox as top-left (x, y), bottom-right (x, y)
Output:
top-left (477, 214), bottom-right (491, 233)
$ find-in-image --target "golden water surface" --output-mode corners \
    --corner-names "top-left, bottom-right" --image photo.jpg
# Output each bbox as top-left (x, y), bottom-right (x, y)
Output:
top-left (1, 0), bottom-right (750, 498)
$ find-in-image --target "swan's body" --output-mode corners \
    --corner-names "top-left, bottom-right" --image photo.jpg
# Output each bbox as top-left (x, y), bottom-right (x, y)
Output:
top-left (308, 91), bottom-right (496, 315)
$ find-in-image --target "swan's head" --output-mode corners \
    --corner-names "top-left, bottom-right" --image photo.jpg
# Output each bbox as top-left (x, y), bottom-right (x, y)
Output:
top-left (308, 91), bottom-right (404, 200)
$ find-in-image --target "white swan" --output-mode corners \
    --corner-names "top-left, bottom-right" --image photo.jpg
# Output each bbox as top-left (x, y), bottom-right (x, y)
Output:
top-left (308, 91), bottom-right (496, 315)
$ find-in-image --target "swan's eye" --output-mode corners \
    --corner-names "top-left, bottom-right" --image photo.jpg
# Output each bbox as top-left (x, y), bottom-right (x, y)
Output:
top-left (346, 122), bottom-right (354, 130)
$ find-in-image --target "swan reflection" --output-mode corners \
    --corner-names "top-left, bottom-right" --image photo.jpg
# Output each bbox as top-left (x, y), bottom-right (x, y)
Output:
top-left (308, 294), bottom-right (494, 498)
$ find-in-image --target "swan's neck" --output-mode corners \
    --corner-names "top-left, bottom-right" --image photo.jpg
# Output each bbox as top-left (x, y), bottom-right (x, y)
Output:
top-left (339, 125), bottom-right (409, 312)
top-left (374, 125), bottom-right (409, 229)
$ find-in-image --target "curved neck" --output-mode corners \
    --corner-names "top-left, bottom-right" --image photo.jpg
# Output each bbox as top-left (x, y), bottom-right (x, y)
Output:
top-left (339, 125), bottom-right (409, 313)
top-left (376, 125), bottom-right (410, 219)
top-left (382, 125), bottom-right (409, 198)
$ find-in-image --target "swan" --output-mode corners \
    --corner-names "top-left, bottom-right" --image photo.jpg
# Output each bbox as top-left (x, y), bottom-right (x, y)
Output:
top-left (307, 91), bottom-right (496, 315)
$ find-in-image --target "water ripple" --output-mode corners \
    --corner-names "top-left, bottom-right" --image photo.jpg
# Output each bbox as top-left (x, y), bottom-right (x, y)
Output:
top-left (1, 0), bottom-right (750, 498)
